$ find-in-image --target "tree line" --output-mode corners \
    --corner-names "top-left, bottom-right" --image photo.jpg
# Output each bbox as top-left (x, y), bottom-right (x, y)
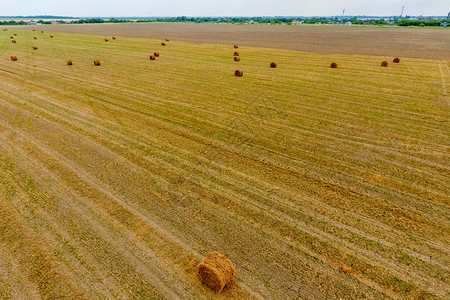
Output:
top-left (0, 17), bottom-right (448, 27)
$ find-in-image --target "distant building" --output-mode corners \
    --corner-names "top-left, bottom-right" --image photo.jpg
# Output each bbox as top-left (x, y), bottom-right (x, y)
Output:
top-left (292, 20), bottom-right (303, 24)
top-left (345, 21), bottom-right (352, 26)
top-left (28, 20), bottom-right (37, 25)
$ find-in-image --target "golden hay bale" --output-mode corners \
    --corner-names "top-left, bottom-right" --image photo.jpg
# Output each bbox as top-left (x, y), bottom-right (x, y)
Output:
top-left (67, 60), bottom-right (73, 65)
top-left (33, 37), bottom-right (37, 40)
top-left (32, 29), bottom-right (35, 31)
top-left (165, 38), bottom-right (169, 41)
top-left (10, 56), bottom-right (17, 61)
top-left (14, 33), bottom-right (17, 36)
top-left (50, 35), bottom-right (54, 38)
top-left (393, 57), bottom-right (400, 63)
top-left (149, 55), bottom-right (156, 60)
top-left (381, 61), bottom-right (388, 67)
top-left (161, 42), bottom-right (166, 46)
top-left (270, 62), bottom-right (277, 68)
top-left (234, 70), bottom-right (243, 77)
top-left (10, 36), bottom-right (13, 39)
top-left (234, 45), bottom-right (238, 49)
top-left (41, 30), bottom-right (44, 33)
top-left (105, 38), bottom-right (109, 42)
top-left (233, 51), bottom-right (239, 56)
top-left (154, 52), bottom-right (160, 57)
top-left (330, 62), bottom-right (338, 68)
top-left (11, 40), bottom-right (16, 43)
top-left (94, 60), bottom-right (101, 66)
top-left (33, 46), bottom-right (38, 50)
top-left (234, 56), bottom-right (240, 62)
top-left (198, 252), bottom-right (235, 293)
top-left (112, 36), bottom-right (116, 40)
top-left (2, 29), bottom-right (7, 31)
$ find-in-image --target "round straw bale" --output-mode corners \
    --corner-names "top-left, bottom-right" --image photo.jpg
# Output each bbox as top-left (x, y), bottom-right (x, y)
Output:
top-left (165, 38), bottom-right (169, 41)
top-left (393, 57), bottom-right (400, 63)
top-left (154, 52), bottom-right (160, 57)
top-left (270, 62), bottom-right (277, 68)
top-left (10, 36), bottom-right (13, 39)
top-left (161, 42), bottom-right (166, 46)
top-left (149, 55), bottom-right (156, 60)
top-left (233, 51), bottom-right (239, 56)
top-left (381, 61), bottom-right (388, 67)
top-left (50, 35), bottom-right (54, 38)
top-left (3, 29), bottom-right (7, 31)
top-left (234, 45), bottom-right (238, 49)
top-left (330, 62), bottom-right (338, 68)
top-left (67, 60), bottom-right (73, 65)
top-left (234, 70), bottom-right (243, 77)
top-left (32, 29), bottom-right (35, 31)
top-left (234, 56), bottom-right (240, 62)
top-left (105, 38), bottom-right (109, 42)
top-left (10, 56), bottom-right (17, 61)
top-left (33, 37), bottom-right (37, 40)
top-left (33, 46), bottom-right (38, 50)
top-left (11, 40), bottom-right (16, 43)
top-left (41, 31), bottom-right (44, 33)
top-left (198, 252), bottom-right (235, 293)
top-left (112, 36), bottom-right (116, 40)
top-left (94, 60), bottom-right (101, 66)
top-left (14, 33), bottom-right (17, 36)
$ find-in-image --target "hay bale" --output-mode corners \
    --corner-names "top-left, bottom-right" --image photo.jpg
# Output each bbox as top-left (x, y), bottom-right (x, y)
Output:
top-left (33, 46), bottom-right (38, 50)
top-left (233, 51), bottom-right (239, 56)
top-left (393, 57), bottom-right (400, 63)
top-left (161, 42), bottom-right (166, 46)
top-left (10, 36), bottom-right (13, 39)
top-left (2, 29), bottom-right (7, 31)
top-left (94, 60), bottom-right (101, 66)
top-left (270, 62), bottom-right (277, 68)
top-left (198, 252), bottom-right (235, 293)
top-left (50, 35), bottom-right (53, 38)
top-left (105, 38), bottom-right (109, 42)
top-left (149, 55), bottom-right (156, 60)
top-left (234, 70), bottom-right (243, 77)
top-left (14, 33), bottom-right (17, 36)
top-left (234, 45), bottom-right (238, 49)
top-left (165, 38), bottom-right (169, 42)
top-left (32, 29), bottom-right (35, 31)
top-left (33, 37), bottom-right (37, 40)
top-left (67, 60), bottom-right (73, 65)
top-left (11, 40), bottom-right (16, 43)
top-left (10, 56), bottom-right (17, 61)
top-left (234, 56), bottom-right (240, 62)
top-left (41, 31), bottom-right (44, 33)
top-left (154, 52), bottom-right (160, 57)
top-left (112, 36), bottom-right (116, 40)
top-left (381, 61), bottom-right (388, 67)
top-left (330, 62), bottom-right (338, 68)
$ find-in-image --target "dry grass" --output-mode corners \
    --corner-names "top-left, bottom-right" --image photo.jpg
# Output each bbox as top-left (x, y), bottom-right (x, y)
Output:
top-left (19, 23), bottom-right (450, 60)
top-left (0, 28), bottom-right (448, 300)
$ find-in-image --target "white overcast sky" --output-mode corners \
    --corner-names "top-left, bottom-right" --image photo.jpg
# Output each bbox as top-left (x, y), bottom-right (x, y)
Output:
top-left (1, 0), bottom-right (448, 17)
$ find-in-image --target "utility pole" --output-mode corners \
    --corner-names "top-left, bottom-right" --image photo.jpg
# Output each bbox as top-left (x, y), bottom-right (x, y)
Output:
top-left (400, 6), bottom-right (404, 18)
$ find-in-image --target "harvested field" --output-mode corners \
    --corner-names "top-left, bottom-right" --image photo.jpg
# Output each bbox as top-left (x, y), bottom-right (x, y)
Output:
top-left (19, 23), bottom-right (450, 60)
top-left (0, 29), bottom-right (449, 300)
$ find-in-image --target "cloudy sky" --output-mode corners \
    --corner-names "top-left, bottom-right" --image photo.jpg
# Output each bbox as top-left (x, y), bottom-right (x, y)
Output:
top-left (1, 0), bottom-right (448, 17)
